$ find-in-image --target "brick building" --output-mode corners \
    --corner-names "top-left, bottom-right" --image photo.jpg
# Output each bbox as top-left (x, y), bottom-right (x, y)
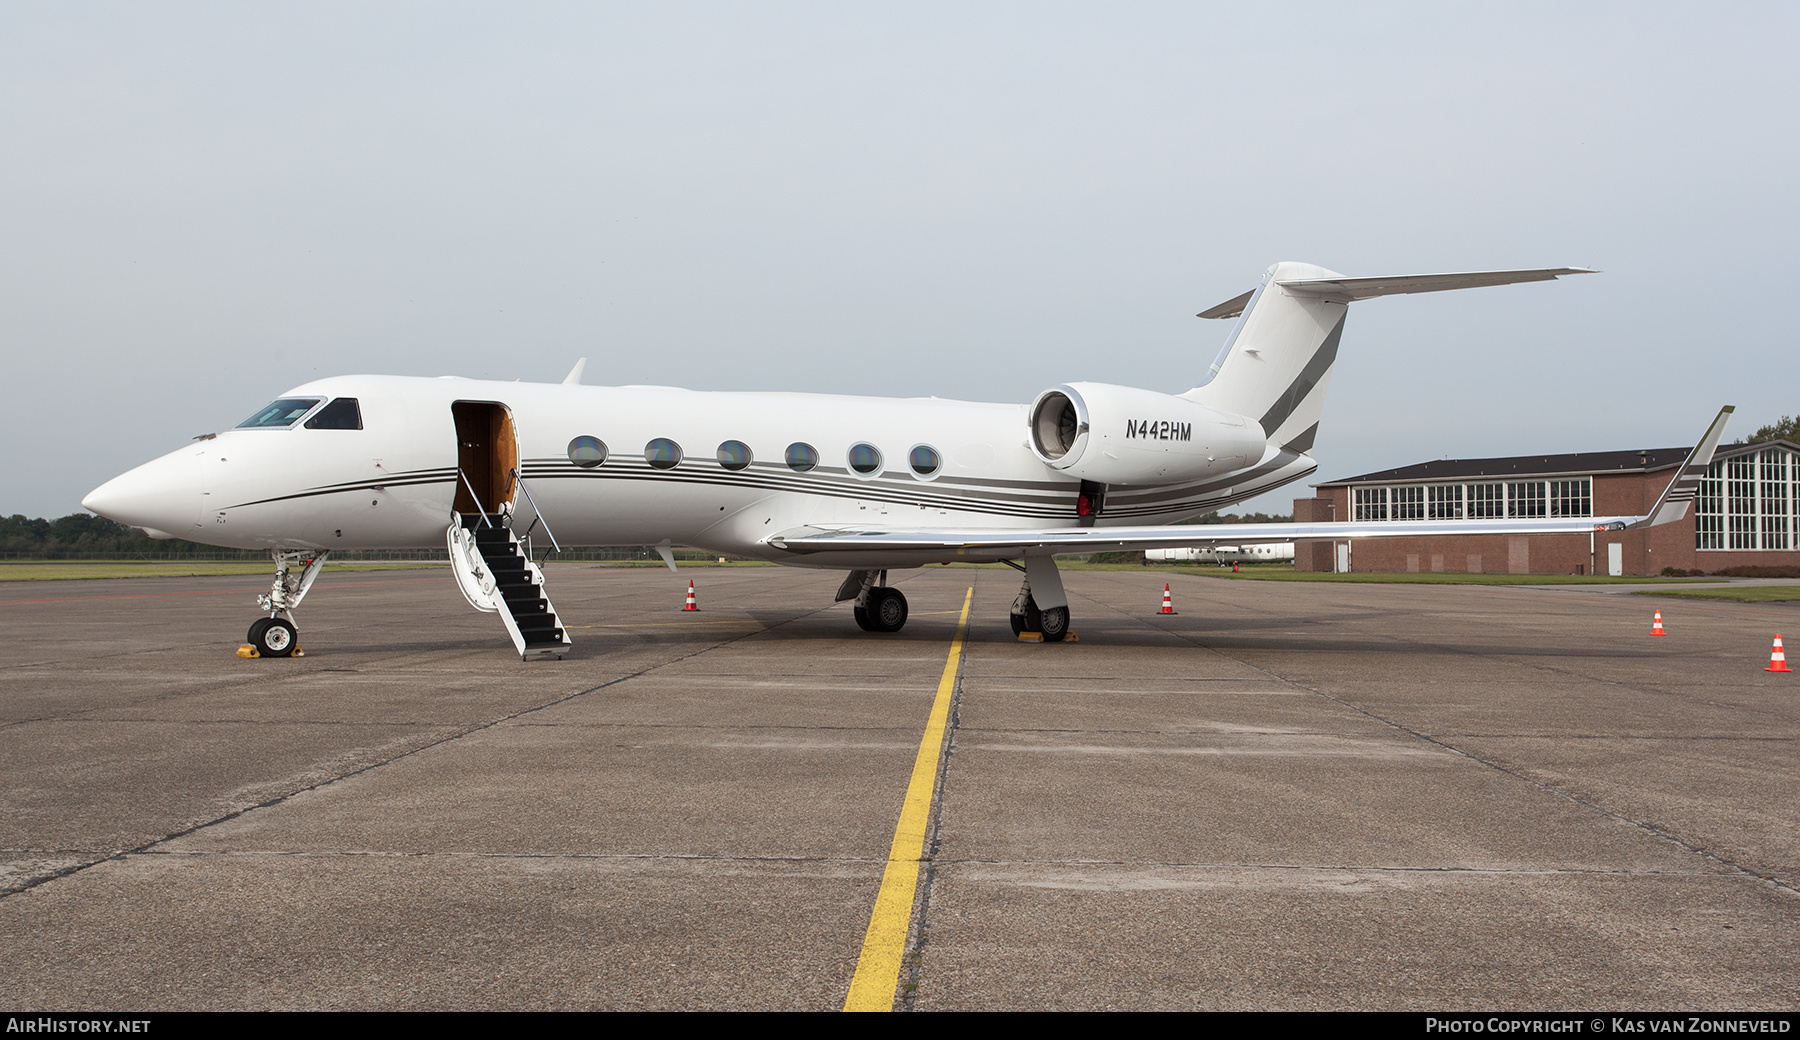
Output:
top-left (1295, 439), bottom-right (1800, 576)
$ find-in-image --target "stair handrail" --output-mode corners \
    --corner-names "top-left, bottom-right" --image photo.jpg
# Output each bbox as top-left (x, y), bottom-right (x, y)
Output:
top-left (457, 468), bottom-right (494, 527)
top-left (511, 468), bottom-right (562, 553)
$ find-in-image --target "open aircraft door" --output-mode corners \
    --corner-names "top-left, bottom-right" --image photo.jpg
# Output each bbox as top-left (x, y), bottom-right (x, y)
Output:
top-left (451, 401), bottom-right (519, 518)
top-left (446, 400), bottom-right (570, 660)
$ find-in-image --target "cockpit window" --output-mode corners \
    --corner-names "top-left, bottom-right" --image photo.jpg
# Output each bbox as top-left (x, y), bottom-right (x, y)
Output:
top-left (237, 398), bottom-right (323, 428)
top-left (304, 398), bottom-right (363, 430)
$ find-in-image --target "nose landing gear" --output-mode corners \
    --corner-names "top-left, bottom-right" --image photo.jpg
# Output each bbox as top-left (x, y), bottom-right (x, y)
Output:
top-left (245, 550), bottom-right (328, 658)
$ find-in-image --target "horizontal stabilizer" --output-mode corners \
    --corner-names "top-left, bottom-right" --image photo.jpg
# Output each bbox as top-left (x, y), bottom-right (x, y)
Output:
top-left (1278, 268), bottom-right (1594, 302)
top-left (1197, 289), bottom-right (1255, 320)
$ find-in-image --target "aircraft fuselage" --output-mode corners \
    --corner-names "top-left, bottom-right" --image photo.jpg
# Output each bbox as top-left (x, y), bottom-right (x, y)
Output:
top-left (86, 374), bottom-right (1311, 568)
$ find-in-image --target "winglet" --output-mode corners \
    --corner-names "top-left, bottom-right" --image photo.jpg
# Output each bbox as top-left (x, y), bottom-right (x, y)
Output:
top-left (1633, 406), bottom-right (1735, 528)
top-left (563, 358), bottom-right (588, 385)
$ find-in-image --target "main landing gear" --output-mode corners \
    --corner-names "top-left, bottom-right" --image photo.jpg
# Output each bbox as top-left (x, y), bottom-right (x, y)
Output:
top-left (247, 550), bottom-right (329, 658)
top-left (1007, 554), bottom-right (1071, 642)
top-left (1008, 593), bottom-right (1070, 640)
top-left (839, 569), bottom-right (909, 633)
top-left (834, 556), bottom-right (1075, 642)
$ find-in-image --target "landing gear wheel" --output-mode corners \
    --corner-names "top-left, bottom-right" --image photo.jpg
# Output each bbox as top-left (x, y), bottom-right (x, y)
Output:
top-left (1010, 612), bottom-right (1027, 637)
top-left (247, 618), bottom-right (274, 645)
top-left (870, 588), bottom-right (909, 633)
top-left (853, 604), bottom-right (875, 631)
top-left (1038, 605), bottom-right (1070, 642)
top-left (255, 618), bottom-right (297, 658)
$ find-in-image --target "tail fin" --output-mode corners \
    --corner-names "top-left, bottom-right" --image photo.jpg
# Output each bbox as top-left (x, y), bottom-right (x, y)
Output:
top-left (1184, 262), bottom-right (1593, 455)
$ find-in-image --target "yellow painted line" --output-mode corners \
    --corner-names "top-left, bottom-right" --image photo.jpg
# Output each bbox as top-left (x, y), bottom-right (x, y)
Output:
top-left (842, 586), bottom-right (972, 1012)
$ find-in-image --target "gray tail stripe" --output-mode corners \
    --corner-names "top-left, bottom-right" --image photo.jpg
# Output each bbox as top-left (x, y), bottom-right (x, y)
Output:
top-left (1283, 422), bottom-right (1320, 455)
top-left (1257, 314), bottom-right (1346, 435)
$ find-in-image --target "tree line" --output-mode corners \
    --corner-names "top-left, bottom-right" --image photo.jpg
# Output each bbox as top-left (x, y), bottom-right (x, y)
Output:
top-left (0, 513), bottom-right (263, 558)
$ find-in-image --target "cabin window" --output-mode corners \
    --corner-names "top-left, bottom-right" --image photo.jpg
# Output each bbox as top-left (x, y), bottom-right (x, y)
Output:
top-left (304, 398), bottom-right (363, 430)
top-left (717, 441), bottom-right (752, 471)
top-left (237, 398), bottom-right (322, 429)
top-left (908, 445), bottom-right (941, 477)
top-left (645, 438), bottom-right (683, 470)
top-left (785, 442), bottom-right (819, 472)
top-left (848, 443), bottom-right (882, 475)
top-left (568, 436), bottom-right (608, 468)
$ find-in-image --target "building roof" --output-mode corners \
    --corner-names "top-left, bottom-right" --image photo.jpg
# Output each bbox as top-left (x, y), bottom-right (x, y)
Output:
top-left (1315, 438), bottom-right (1800, 488)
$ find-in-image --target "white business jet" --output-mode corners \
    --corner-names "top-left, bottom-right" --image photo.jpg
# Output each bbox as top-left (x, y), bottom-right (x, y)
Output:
top-left (82, 262), bottom-right (1732, 659)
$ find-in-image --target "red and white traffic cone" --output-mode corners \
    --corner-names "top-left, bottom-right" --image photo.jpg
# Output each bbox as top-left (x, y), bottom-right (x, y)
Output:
top-left (683, 580), bottom-right (699, 611)
top-left (1652, 610), bottom-right (1666, 636)
top-left (1768, 634), bottom-right (1792, 673)
top-left (1159, 583), bottom-right (1177, 615)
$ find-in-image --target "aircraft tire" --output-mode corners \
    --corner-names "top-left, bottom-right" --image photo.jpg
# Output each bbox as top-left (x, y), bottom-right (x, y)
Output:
top-left (853, 604), bottom-right (875, 631)
top-left (871, 587), bottom-right (908, 633)
top-left (1038, 606), bottom-right (1069, 642)
top-left (1009, 612), bottom-right (1026, 637)
top-left (256, 618), bottom-right (298, 658)
top-left (247, 618), bottom-right (274, 645)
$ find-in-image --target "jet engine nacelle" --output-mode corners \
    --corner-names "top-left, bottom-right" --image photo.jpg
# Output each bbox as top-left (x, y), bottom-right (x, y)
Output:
top-left (1027, 382), bottom-right (1265, 486)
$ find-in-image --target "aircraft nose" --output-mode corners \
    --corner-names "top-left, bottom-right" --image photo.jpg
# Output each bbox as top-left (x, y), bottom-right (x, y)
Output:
top-left (83, 450), bottom-right (199, 537)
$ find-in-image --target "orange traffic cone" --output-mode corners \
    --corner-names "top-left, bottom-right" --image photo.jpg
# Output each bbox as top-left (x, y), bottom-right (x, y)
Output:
top-left (1652, 610), bottom-right (1666, 636)
top-left (683, 580), bottom-right (699, 611)
top-left (1768, 634), bottom-right (1792, 673)
top-left (1159, 584), bottom-right (1177, 615)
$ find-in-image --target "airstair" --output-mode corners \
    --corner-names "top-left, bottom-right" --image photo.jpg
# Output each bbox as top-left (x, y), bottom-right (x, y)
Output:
top-left (447, 469), bottom-right (572, 660)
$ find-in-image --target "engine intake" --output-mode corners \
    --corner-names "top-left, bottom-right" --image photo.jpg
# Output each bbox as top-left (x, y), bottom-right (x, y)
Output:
top-left (1027, 383), bottom-right (1265, 486)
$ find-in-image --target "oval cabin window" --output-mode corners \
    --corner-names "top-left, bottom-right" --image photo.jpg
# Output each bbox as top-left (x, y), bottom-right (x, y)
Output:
top-left (567, 436), bottom-right (608, 468)
top-left (645, 438), bottom-right (683, 470)
top-left (785, 442), bottom-right (819, 472)
top-left (717, 440), bottom-right (752, 471)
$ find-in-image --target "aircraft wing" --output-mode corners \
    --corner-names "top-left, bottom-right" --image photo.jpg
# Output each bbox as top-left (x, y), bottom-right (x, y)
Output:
top-left (767, 515), bottom-right (1640, 558)
top-left (767, 406), bottom-right (1733, 559)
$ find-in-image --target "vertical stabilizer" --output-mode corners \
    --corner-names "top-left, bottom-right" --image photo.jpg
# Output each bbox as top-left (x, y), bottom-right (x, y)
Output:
top-left (1184, 262), bottom-right (1347, 454)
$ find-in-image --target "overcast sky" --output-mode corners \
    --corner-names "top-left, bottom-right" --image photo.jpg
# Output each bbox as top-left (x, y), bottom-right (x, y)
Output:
top-left (4, 3), bottom-right (1794, 520)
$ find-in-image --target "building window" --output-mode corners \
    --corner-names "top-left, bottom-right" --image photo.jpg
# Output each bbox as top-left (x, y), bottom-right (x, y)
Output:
top-left (1728, 455), bottom-right (1757, 548)
top-left (1549, 478), bottom-right (1591, 517)
top-left (1428, 484), bottom-right (1463, 520)
top-left (1354, 487), bottom-right (1388, 521)
top-left (1761, 448), bottom-right (1791, 550)
top-left (1468, 483), bottom-right (1504, 519)
top-left (1696, 466), bottom-right (1724, 549)
top-left (1701, 446), bottom-right (1799, 550)
top-left (1507, 481), bottom-right (1546, 518)
top-left (1392, 485), bottom-right (1424, 520)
